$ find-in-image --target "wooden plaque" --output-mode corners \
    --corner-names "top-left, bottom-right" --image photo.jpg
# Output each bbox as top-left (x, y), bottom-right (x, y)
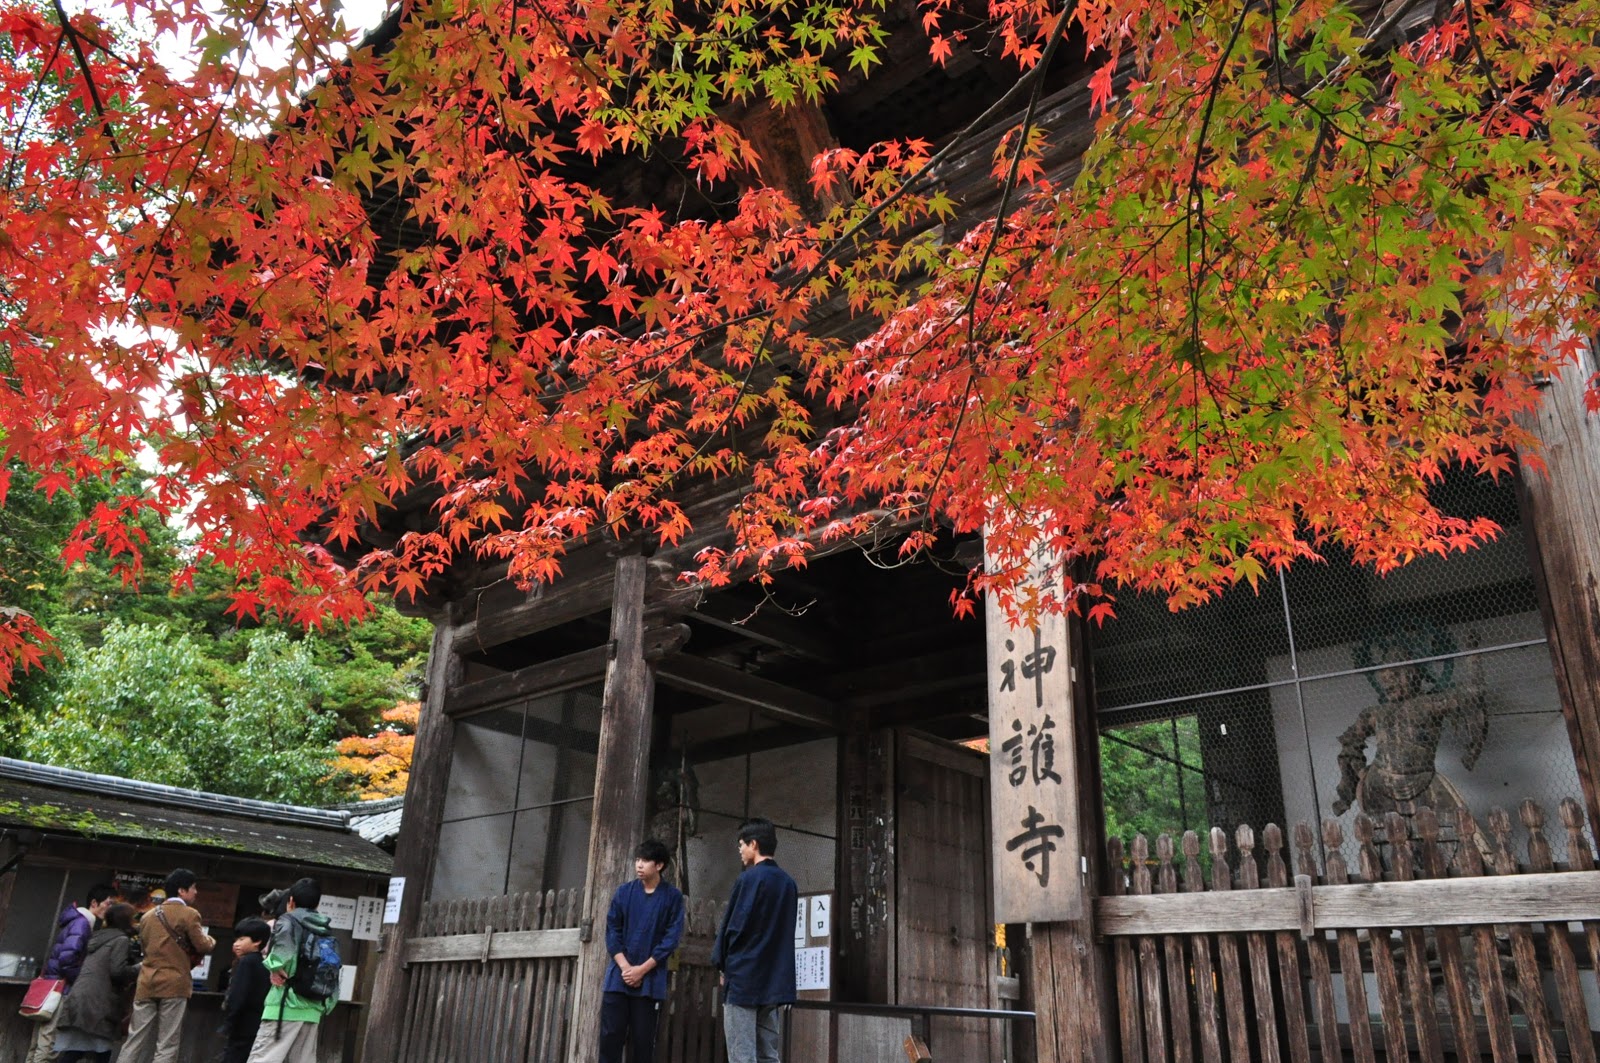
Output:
top-left (985, 546), bottom-right (1081, 922)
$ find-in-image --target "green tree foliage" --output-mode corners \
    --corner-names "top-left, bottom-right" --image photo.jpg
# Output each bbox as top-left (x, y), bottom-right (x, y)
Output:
top-left (0, 462), bottom-right (434, 801)
top-left (212, 631), bottom-right (342, 804)
top-left (17, 622), bottom-right (399, 804)
top-left (1100, 716), bottom-right (1208, 846)
top-left (20, 621), bottom-right (222, 789)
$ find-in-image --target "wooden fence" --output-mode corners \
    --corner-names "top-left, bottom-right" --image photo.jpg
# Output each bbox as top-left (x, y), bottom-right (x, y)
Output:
top-left (396, 888), bottom-right (585, 1063)
top-left (391, 888), bottom-right (728, 1063)
top-left (659, 896), bottom-right (730, 1063)
top-left (1098, 799), bottom-right (1600, 1063)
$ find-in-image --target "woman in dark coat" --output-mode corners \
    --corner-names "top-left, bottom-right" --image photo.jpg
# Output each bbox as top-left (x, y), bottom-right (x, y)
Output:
top-left (52, 903), bottom-right (141, 1063)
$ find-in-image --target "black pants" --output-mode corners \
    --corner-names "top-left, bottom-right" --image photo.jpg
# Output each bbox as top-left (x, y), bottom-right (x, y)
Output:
top-left (599, 991), bottom-right (661, 1063)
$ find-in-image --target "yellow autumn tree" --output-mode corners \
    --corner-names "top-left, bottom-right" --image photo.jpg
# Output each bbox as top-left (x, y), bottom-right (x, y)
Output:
top-left (332, 701), bottom-right (417, 799)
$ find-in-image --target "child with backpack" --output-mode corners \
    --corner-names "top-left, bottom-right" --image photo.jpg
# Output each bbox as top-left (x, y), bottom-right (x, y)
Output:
top-left (244, 879), bottom-right (340, 1063)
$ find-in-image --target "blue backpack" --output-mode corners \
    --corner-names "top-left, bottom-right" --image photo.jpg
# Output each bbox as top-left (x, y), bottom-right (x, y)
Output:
top-left (289, 923), bottom-right (341, 1001)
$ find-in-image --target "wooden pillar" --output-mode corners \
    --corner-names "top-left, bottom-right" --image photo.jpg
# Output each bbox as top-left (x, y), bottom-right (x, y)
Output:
top-left (1026, 610), bottom-right (1117, 1063)
top-left (837, 721), bottom-right (895, 1003)
top-left (362, 619), bottom-right (462, 1063)
top-left (1517, 344), bottom-right (1600, 833)
top-left (569, 554), bottom-right (657, 1063)
top-left (984, 542), bottom-right (1117, 1063)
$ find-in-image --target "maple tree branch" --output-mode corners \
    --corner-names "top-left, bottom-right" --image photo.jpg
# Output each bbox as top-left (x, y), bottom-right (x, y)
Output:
top-left (3, 33), bottom-right (66, 192)
top-left (922, 7), bottom-right (1069, 515)
top-left (1458, 0), bottom-right (1503, 102)
top-left (49, 1), bottom-right (120, 157)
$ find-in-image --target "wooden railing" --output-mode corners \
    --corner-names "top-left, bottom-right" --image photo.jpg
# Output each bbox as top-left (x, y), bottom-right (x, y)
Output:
top-left (395, 888), bottom-right (586, 1063)
top-left (390, 888), bottom-right (726, 1063)
top-left (659, 896), bottom-right (730, 1063)
top-left (1098, 799), bottom-right (1600, 1063)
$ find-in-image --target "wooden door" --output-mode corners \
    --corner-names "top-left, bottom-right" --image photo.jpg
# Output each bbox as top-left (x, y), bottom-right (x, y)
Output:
top-left (896, 731), bottom-right (1000, 1062)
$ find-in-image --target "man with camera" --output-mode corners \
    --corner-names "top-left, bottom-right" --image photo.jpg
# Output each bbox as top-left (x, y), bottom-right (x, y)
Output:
top-left (122, 868), bottom-right (215, 1063)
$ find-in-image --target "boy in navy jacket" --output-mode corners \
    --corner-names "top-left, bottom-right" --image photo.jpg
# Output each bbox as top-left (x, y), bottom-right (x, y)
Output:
top-left (712, 818), bottom-right (798, 1063)
top-left (600, 839), bottom-right (685, 1063)
top-left (219, 918), bottom-right (271, 1063)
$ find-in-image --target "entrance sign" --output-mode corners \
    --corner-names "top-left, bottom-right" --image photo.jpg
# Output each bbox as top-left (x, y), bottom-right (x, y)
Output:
top-left (986, 545), bottom-right (1081, 922)
top-left (794, 891), bottom-right (833, 995)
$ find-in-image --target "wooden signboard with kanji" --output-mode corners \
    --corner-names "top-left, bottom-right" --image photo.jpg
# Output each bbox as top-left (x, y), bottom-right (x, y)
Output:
top-left (986, 547), bottom-right (1081, 922)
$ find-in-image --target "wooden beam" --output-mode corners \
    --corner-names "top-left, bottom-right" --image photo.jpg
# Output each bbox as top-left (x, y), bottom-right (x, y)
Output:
top-left (570, 556), bottom-right (657, 1063)
top-left (689, 593), bottom-right (840, 663)
top-left (452, 566), bottom-right (617, 655)
top-left (1095, 870), bottom-right (1600, 936)
top-left (404, 927), bottom-right (582, 964)
top-left (682, 721), bottom-right (830, 765)
top-left (655, 655), bottom-right (841, 731)
top-left (1516, 345), bottom-right (1600, 834)
top-left (362, 620), bottom-right (462, 1063)
top-left (445, 645), bottom-right (612, 715)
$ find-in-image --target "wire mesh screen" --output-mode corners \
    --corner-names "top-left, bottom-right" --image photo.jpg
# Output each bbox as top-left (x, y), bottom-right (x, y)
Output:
top-left (661, 709), bottom-right (838, 903)
top-left (1091, 471), bottom-right (1590, 866)
top-left (433, 683), bottom-right (604, 900)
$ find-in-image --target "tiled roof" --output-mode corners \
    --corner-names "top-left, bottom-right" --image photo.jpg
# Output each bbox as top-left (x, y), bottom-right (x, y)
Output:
top-left (345, 796), bottom-right (405, 846)
top-left (0, 759), bottom-right (393, 875)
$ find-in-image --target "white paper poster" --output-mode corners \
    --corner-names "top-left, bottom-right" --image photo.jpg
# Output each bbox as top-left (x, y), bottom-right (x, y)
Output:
top-left (338, 964), bottom-right (358, 1002)
top-left (321, 895), bottom-right (357, 931)
top-left (383, 877), bottom-right (405, 924)
top-left (353, 896), bottom-right (384, 941)
top-left (809, 896), bottom-right (830, 939)
top-left (190, 928), bottom-right (212, 982)
top-left (793, 898), bottom-right (806, 947)
top-left (795, 946), bottom-right (829, 992)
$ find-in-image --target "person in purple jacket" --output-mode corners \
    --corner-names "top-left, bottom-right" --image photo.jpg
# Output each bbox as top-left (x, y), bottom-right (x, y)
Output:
top-left (712, 819), bottom-right (797, 1063)
top-left (599, 839), bottom-right (684, 1063)
top-left (27, 883), bottom-right (115, 1063)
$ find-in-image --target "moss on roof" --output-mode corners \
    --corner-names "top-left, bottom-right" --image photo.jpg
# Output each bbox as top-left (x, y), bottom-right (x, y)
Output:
top-left (0, 779), bottom-right (393, 874)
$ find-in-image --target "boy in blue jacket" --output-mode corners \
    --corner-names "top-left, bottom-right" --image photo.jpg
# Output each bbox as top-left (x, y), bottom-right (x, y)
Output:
top-left (600, 839), bottom-right (685, 1063)
top-left (218, 918), bottom-right (271, 1063)
top-left (712, 818), bottom-right (798, 1063)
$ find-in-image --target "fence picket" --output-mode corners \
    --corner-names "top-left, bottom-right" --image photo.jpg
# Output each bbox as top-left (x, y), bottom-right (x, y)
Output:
top-left (1488, 806), bottom-right (1559, 1063)
top-left (1559, 800), bottom-right (1600, 998)
top-left (1293, 823), bottom-right (1340, 1063)
top-left (1262, 825), bottom-right (1309, 1063)
top-left (1454, 810), bottom-right (1518, 1063)
top-left (1208, 828), bottom-right (1251, 1063)
top-left (1353, 814), bottom-right (1407, 1063)
top-left (1133, 835), bottom-right (1170, 1063)
top-left (1415, 807), bottom-right (1484, 1062)
top-left (1235, 825), bottom-right (1281, 1063)
top-left (1108, 837), bottom-right (1145, 1063)
top-left (1522, 801), bottom-right (1595, 1063)
top-left (1322, 820), bottom-right (1376, 1063)
top-left (1156, 834), bottom-right (1192, 1063)
top-left (1385, 811), bottom-right (1444, 1063)
top-left (1182, 831), bottom-right (1223, 1063)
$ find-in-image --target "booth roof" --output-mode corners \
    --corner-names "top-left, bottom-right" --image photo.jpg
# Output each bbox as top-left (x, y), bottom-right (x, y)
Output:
top-left (0, 758), bottom-right (394, 874)
top-left (340, 796), bottom-right (404, 848)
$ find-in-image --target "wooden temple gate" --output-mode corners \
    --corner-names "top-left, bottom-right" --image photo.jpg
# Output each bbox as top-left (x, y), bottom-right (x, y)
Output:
top-left (394, 888), bottom-right (731, 1063)
top-left (1098, 800), bottom-right (1600, 1062)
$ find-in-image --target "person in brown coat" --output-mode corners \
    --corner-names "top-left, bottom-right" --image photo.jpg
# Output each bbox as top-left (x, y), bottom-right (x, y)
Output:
top-left (121, 869), bottom-right (216, 1063)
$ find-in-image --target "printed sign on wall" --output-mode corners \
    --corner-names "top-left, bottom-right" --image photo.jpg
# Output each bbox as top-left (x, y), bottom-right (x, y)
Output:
top-left (793, 891), bottom-right (833, 996)
top-left (383, 877), bottom-right (405, 924)
top-left (320, 895), bottom-right (357, 932)
top-left (353, 896), bottom-right (384, 941)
